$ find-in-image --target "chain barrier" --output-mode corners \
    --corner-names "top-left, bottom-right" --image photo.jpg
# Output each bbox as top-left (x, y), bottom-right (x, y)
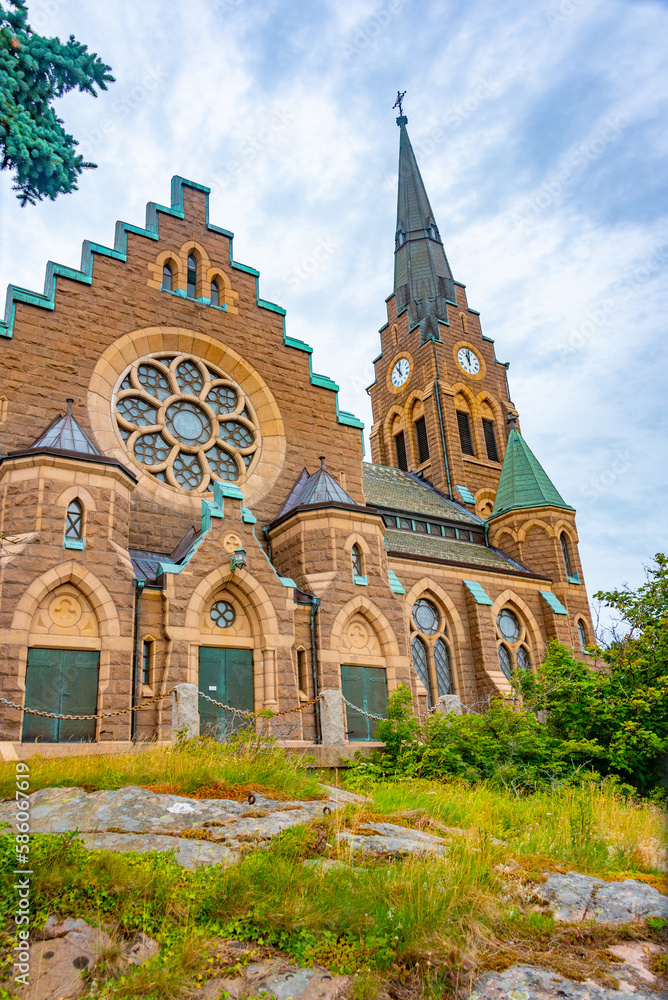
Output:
top-left (0, 690), bottom-right (177, 722)
top-left (197, 691), bottom-right (323, 718)
top-left (341, 695), bottom-right (387, 722)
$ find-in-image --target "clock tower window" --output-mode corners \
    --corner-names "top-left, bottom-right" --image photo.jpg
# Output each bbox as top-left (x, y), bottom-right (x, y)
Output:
top-left (483, 419), bottom-right (499, 462)
top-left (415, 416), bottom-right (430, 464)
top-left (457, 411), bottom-right (475, 457)
top-left (395, 431), bottom-right (408, 471)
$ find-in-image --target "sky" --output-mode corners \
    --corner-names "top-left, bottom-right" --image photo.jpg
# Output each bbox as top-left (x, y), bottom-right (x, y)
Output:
top-left (1, 0), bottom-right (666, 635)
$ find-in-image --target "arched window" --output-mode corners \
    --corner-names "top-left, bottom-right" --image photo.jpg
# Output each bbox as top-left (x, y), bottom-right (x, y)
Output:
top-left (411, 636), bottom-right (431, 708)
top-left (210, 279), bottom-right (220, 307)
top-left (434, 638), bottom-right (452, 696)
top-left (456, 409), bottom-right (475, 456)
top-left (65, 499), bottom-right (83, 539)
top-left (410, 597), bottom-right (456, 704)
top-left (351, 543), bottom-right (363, 578)
top-left (394, 431), bottom-right (408, 471)
top-left (187, 254), bottom-right (197, 298)
top-left (415, 416), bottom-right (429, 463)
top-left (162, 262), bottom-right (173, 292)
top-left (495, 606), bottom-right (532, 682)
top-left (561, 532), bottom-right (574, 577)
top-left (577, 619), bottom-right (587, 652)
top-left (498, 644), bottom-right (512, 681)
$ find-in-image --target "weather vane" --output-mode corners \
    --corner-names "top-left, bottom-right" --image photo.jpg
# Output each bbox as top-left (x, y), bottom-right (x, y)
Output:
top-left (393, 90), bottom-right (406, 116)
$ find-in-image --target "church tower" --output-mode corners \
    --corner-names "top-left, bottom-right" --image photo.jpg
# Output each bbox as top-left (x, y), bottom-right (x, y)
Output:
top-left (368, 106), bottom-right (517, 522)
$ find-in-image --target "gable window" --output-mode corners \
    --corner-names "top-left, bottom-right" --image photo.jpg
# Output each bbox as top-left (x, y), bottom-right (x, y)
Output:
top-left (495, 606), bottom-right (532, 683)
top-left (142, 640), bottom-right (152, 686)
top-left (482, 419), bottom-right (499, 462)
top-left (187, 254), bottom-right (197, 298)
top-left (395, 430), bottom-right (408, 471)
top-left (411, 597), bottom-right (456, 705)
top-left (162, 263), bottom-right (173, 292)
top-left (561, 532), bottom-right (574, 577)
top-left (210, 279), bottom-right (220, 307)
top-left (457, 411), bottom-right (474, 456)
top-left (351, 544), bottom-right (363, 577)
top-left (415, 416), bottom-right (430, 464)
top-left (65, 499), bottom-right (83, 540)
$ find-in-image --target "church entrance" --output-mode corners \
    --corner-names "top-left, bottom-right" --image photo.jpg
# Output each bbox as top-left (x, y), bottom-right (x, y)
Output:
top-left (198, 647), bottom-right (254, 738)
top-left (341, 665), bottom-right (388, 741)
top-left (22, 648), bottom-right (99, 742)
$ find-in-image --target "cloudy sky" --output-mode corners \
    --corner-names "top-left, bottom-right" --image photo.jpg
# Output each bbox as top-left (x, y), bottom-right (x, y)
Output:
top-left (1, 0), bottom-right (666, 633)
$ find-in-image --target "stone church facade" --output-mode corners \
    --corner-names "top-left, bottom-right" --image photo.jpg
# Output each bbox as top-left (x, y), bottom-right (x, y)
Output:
top-left (0, 113), bottom-right (594, 744)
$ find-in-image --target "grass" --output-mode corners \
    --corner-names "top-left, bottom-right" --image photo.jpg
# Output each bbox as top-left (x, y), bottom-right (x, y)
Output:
top-left (0, 746), bottom-right (665, 999)
top-left (0, 733), bottom-right (323, 801)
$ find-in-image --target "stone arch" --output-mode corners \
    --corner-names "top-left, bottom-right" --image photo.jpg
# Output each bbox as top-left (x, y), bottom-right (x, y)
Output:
top-left (330, 595), bottom-right (400, 658)
top-left (489, 588), bottom-right (544, 674)
top-left (403, 578), bottom-right (467, 694)
top-left (149, 249), bottom-right (184, 291)
top-left (205, 266), bottom-right (239, 313)
top-left (55, 485), bottom-right (97, 512)
top-left (186, 566), bottom-right (280, 643)
top-left (88, 326), bottom-right (286, 512)
top-left (517, 517), bottom-right (555, 542)
top-left (475, 487), bottom-right (496, 521)
top-left (553, 519), bottom-right (579, 544)
top-left (179, 240), bottom-right (211, 298)
top-left (384, 403), bottom-right (405, 438)
top-left (452, 382), bottom-right (480, 455)
top-left (476, 389), bottom-right (505, 462)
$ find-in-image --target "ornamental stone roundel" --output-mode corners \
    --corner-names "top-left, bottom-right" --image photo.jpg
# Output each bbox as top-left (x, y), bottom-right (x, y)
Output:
top-left (88, 327), bottom-right (286, 513)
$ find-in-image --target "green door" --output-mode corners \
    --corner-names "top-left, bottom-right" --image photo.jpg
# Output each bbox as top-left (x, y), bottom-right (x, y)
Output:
top-left (341, 665), bottom-right (388, 741)
top-left (198, 647), bottom-right (254, 738)
top-left (22, 648), bottom-right (99, 743)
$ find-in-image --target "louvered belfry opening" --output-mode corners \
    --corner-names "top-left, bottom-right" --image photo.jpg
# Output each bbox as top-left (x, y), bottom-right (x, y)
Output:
top-left (457, 411), bottom-right (474, 456)
top-left (482, 419), bottom-right (499, 462)
top-left (395, 431), bottom-right (408, 471)
top-left (415, 416), bottom-right (430, 463)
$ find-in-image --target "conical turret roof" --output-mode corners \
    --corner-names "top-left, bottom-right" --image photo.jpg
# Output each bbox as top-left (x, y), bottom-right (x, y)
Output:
top-left (394, 115), bottom-right (456, 343)
top-left (276, 457), bottom-right (356, 519)
top-left (488, 429), bottom-right (574, 519)
top-left (26, 398), bottom-right (102, 456)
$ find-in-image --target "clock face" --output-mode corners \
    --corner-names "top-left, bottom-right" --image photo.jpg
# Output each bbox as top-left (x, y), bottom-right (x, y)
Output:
top-left (457, 347), bottom-right (480, 375)
top-left (391, 358), bottom-right (410, 387)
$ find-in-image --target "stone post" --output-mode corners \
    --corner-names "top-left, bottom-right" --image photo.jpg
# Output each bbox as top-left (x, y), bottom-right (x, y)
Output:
top-left (319, 689), bottom-right (346, 745)
top-left (436, 694), bottom-right (463, 715)
top-left (172, 683), bottom-right (199, 739)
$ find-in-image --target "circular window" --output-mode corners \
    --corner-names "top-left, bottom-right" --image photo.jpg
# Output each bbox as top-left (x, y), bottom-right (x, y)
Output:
top-left (114, 353), bottom-right (259, 493)
top-left (498, 644), bottom-right (512, 681)
top-left (497, 609), bottom-right (520, 642)
top-left (413, 598), bottom-right (440, 636)
top-left (516, 645), bottom-right (531, 671)
top-left (210, 600), bottom-right (236, 628)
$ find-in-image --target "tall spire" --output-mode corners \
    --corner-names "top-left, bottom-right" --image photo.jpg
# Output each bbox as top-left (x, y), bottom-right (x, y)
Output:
top-left (488, 428), bottom-right (575, 520)
top-left (393, 99), bottom-right (456, 344)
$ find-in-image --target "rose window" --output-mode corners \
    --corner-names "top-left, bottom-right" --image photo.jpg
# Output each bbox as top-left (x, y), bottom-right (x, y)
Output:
top-left (114, 353), bottom-right (259, 492)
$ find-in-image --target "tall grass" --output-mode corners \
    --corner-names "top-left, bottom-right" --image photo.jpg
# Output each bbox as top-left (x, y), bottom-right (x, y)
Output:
top-left (0, 734), bottom-right (322, 801)
top-left (361, 778), bottom-right (666, 876)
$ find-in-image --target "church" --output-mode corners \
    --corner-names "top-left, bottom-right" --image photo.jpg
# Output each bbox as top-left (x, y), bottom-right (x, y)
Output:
top-left (0, 109), bottom-right (594, 745)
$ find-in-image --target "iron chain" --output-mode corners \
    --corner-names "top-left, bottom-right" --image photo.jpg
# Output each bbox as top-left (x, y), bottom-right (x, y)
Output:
top-left (0, 689), bottom-right (177, 722)
top-left (342, 695), bottom-right (387, 722)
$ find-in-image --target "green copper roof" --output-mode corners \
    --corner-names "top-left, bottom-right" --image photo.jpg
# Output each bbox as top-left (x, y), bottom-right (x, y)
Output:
top-left (488, 429), bottom-right (574, 519)
top-left (394, 120), bottom-right (456, 343)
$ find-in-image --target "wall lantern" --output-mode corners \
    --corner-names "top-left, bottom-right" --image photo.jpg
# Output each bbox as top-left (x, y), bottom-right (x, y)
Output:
top-left (230, 547), bottom-right (247, 573)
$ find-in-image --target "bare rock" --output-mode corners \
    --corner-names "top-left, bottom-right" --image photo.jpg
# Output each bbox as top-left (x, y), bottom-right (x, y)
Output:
top-left (471, 963), bottom-right (657, 1000)
top-left (337, 821), bottom-right (446, 856)
top-left (535, 872), bottom-right (668, 924)
top-left (124, 931), bottom-right (160, 965)
top-left (17, 919), bottom-right (112, 1000)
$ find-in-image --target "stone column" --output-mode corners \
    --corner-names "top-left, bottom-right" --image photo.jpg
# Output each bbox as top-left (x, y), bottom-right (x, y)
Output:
top-left (319, 689), bottom-right (346, 745)
top-left (172, 683), bottom-right (199, 739)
